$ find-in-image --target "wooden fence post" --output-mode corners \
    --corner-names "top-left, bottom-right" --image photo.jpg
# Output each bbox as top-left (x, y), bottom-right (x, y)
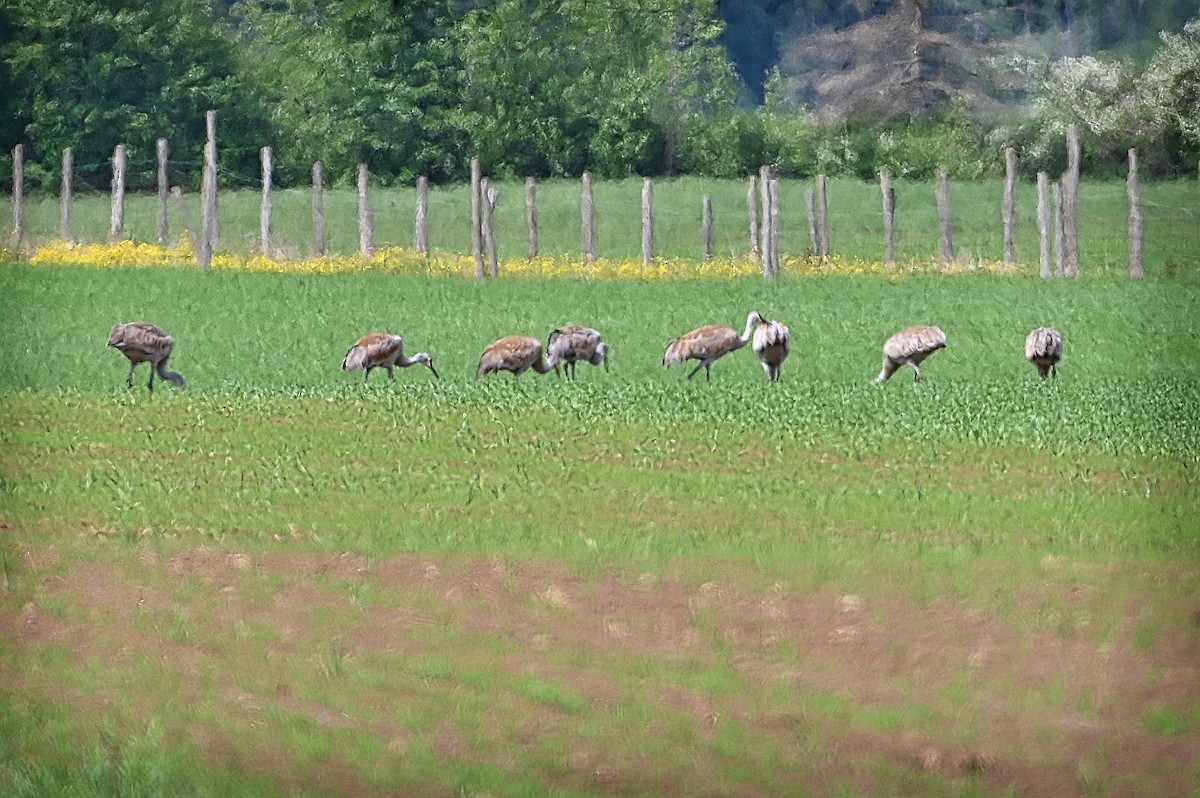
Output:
top-left (61, 148), bottom-right (73, 243)
top-left (936, 170), bottom-right (955, 264)
top-left (312, 161), bottom-right (325, 257)
top-left (471, 157), bottom-right (484, 276)
top-left (110, 143), bottom-right (127, 241)
top-left (769, 178), bottom-right (782, 276)
top-left (156, 139), bottom-right (169, 244)
top-left (805, 189), bottom-right (818, 257)
top-left (581, 171), bottom-right (596, 263)
top-left (642, 177), bottom-right (655, 265)
top-left (1052, 181), bottom-right (1065, 277)
top-left (357, 162), bottom-right (374, 256)
top-left (747, 175), bottom-right (760, 257)
top-left (816, 174), bottom-right (830, 258)
top-left (525, 177), bottom-right (538, 259)
top-left (1003, 147), bottom-right (1018, 263)
top-left (482, 178), bottom-right (499, 278)
top-left (1036, 171), bottom-right (1051, 279)
top-left (11, 145), bottom-right (23, 247)
top-left (260, 146), bottom-right (273, 257)
top-left (880, 168), bottom-right (895, 265)
top-left (415, 176), bottom-right (429, 256)
top-left (1127, 148), bottom-right (1144, 278)
top-left (1063, 124), bottom-right (1080, 276)
top-left (759, 165), bottom-right (773, 275)
top-left (702, 194), bottom-right (714, 262)
top-left (199, 110), bottom-right (218, 268)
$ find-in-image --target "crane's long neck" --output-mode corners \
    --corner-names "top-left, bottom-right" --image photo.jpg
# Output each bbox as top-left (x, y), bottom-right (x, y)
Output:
top-left (156, 360), bottom-right (186, 388)
top-left (735, 313), bottom-right (761, 350)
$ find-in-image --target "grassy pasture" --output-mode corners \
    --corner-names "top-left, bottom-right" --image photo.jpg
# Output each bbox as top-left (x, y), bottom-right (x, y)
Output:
top-left (6, 177), bottom-right (1200, 274)
top-left (1, 263), bottom-right (1199, 796)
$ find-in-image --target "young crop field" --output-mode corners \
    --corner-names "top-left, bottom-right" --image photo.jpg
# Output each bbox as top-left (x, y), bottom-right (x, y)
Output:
top-left (1, 261), bottom-right (1199, 796)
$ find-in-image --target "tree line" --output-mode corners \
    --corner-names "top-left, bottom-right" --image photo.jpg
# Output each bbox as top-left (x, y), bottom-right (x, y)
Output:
top-left (1, 0), bottom-right (1197, 193)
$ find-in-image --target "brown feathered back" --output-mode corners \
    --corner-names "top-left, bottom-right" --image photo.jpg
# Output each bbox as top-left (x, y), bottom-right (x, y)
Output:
top-left (478, 335), bottom-right (554, 376)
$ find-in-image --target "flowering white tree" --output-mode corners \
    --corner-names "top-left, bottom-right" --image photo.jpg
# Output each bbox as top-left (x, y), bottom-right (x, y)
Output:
top-left (1137, 18), bottom-right (1200, 147)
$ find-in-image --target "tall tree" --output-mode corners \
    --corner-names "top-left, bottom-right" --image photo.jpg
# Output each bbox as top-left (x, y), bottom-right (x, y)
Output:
top-left (2, 0), bottom-right (261, 190)
top-left (234, 0), bottom-right (467, 185)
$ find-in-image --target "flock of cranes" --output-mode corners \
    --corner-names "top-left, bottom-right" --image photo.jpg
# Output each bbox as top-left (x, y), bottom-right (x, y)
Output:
top-left (108, 317), bottom-right (1064, 391)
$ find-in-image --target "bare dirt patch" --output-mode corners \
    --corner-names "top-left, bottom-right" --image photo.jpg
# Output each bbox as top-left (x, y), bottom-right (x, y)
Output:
top-left (6, 547), bottom-right (1199, 796)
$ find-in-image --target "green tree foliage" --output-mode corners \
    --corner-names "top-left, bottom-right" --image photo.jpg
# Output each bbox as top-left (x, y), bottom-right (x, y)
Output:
top-left (2, 0), bottom-right (263, 190)
top-left (233, 0), bottom-right (467, 186)
top-left (453, 0), bottom-right (739, 178)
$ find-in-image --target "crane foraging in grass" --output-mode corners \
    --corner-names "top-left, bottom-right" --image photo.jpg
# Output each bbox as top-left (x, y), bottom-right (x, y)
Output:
top-left (752, 316), bottom-right (791, 382)
top-left (663, 311), bottom-right (764, 382)
top-left (547, 325), bottom-right (609, 380)
top-left (874, 325), bottom-right (947, 384)
top-left (342, 332), bottom-right (439, 381)
top-left (477, 335), bottom-right (557, 377)
top-left (1025, 327), bottom-right (1063, 379)
top-left (107, 322), bottom-right (186, 391)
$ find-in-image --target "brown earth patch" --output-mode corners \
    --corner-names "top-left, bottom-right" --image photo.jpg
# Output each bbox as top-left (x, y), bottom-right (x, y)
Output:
top-left (4, 547), bottom-right (1198, 796)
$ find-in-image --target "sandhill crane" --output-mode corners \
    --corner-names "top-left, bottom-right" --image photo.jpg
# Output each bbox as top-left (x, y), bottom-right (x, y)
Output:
top-left (342, 332), bottom-right (438, 382)
top-left (1025, 327), bottom-right (1063, 379)
top-left (107, 322), bottom-right (186, 391)
top-left (752, 316), bottom-right (791, 382)
top-left (663, 311), bottom-right (764, 382)
top-left (477, 335), bottom-right (557, 377)
top-left (547, 325), bottom-right (609, 380)
top-left (874, 325), bottom-right (947, 384)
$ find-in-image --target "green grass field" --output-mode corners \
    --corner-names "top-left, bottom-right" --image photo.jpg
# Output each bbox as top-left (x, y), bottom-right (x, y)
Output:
top-left (2, 263), bottom-right (1199, 796)
top-left (7, 177), bottom-right (1200, 274)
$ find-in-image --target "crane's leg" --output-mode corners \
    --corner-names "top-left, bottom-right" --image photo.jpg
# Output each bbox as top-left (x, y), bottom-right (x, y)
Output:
top-left (387, 366), bottom-right (395, 380)
top-left (687, 361), bottom-right (705, 380)
top-left (147, 366), bottom-right (156, 392)
top-left (125, 362), bottom-right (136, 389)
top-left (1051, 364), bottom-right (1058, 379)
top-left (364, 367), bottom-right (372, 383)
top-left (910, 362), bottom-right (924, 382)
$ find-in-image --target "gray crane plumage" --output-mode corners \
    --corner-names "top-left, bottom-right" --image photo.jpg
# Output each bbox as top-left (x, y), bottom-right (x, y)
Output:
top-left (342, 332), bottom-right (439, 381)
top-left (547, 325), bottom-right (609, 379)
top-left (477, 335), bottom-right (556, 377)
top-left (752, 317), bottom-right (791, 382)
top-left (1025, 327), bottom-right (1063, 379)
top-left (875, 325), bottom-right (946, 384)
top-left (664, 311), bottom-right (764, 382)
top-left (107, 322), bottom-right (186, 391)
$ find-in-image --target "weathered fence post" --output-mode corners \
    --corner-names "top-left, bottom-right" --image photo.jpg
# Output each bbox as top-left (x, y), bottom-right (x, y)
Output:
top-left (156, 139), bottom-right (169, 244)
top-left (61, 148), bottom-right (74, 243)
top-left (702, 194), bottom-right (714, 262)
top-left (414, 176), bottom-right (429, 256)
top-left (880, 168), bottom-right (895, 265)
top-left (525, 177), bottom-right (538, 259)
top-left (1052, 181), bottom-right (1065, 277)
top-left (482, 178), bottom-right (499, 278)
top-left (199, 110), bottom-right (218, 268)
top-left (769, 178), bottom-right (782, 276)
top-left (311, 161), bottom-right (325, 257)
top-left (1036, 171), bottom-right (1051, 279)
top-left (1062, 124), bottom-right (1080, 276)
top-left (260, 146), bottom-right (273, 257)
top-left (357, 162), bottom-right (374, 256)
top-left (747, 175), bottom-right (760, 257)
top-left (936, 170), bottom-right (955, 264)
top-left (581, 171), bottom-right (596, 263)
top-left (759, 165), bottom-right (773, 275)
top-left (642, 177), bottom-right (655, 265)
top-left (1127, 148), bottom-right (1144, 278)
top-left (110, 143), bottom-right (127, 241)
top-left (816, 174), bottom-right (831, 258)
top-left (471, 157), bottom-right (484, 276)
top-left (1003, 147), bottom-right (1018, 263)
top-left (11, 145), bottom-right (23, 247)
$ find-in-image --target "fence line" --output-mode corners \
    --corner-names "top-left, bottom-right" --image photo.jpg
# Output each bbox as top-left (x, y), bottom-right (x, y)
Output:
top-left (5, 111), bottom-right (1181, 277)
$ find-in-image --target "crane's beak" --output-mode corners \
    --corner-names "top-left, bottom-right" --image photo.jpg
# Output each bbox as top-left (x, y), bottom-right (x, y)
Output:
top-left (428, 361), bottom-right (440, 379)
